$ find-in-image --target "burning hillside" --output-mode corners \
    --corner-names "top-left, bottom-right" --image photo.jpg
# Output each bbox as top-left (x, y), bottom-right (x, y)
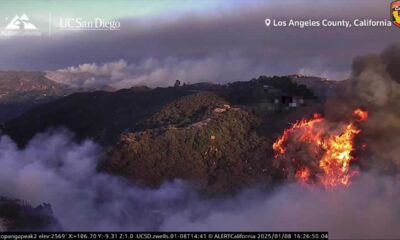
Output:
top-left (0, 44), bottom-right (398, 238)
top-left (273, 108), bottom-right (368, 188)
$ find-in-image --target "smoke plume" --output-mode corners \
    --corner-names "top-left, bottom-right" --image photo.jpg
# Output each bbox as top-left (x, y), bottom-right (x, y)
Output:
top-left (161, 174), bottom-right (400, 240)
top-left (324, 44), bottom-right (400, 173)
top-left (0, 129), bottom-right (196, 231)
top-left (0, 130), bottom-right (399, 238)
top-left (45, 55), bottom-right (265, 89)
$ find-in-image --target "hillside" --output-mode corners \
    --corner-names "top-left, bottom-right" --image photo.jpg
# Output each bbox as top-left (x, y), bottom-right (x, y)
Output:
top-left (3, 76), bottom-right (328, 193)
top-left (0, 71), bottom-right (71, 122)
top-left (101, 92), bottom-right (275, 194)
top-left (3, 86), bottom-right (193, 147)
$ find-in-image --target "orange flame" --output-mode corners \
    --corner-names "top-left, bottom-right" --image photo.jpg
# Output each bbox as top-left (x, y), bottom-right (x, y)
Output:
top-left (353, 108), bottom-right (368, 122)
top-left (273, 114), bottom-right (324, 157)
top-left (273, 108), bottom-right (368, 188)
top-left (295, 167), bottom-right (311, 184)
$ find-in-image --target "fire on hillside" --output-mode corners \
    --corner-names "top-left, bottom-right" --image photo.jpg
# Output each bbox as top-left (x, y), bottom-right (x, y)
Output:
top-left (273, 108), bottom-right (369, 188)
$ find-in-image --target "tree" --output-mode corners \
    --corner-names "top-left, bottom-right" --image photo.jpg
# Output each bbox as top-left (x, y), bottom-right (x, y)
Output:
top-left (174, 79), bottom-right (181, 87)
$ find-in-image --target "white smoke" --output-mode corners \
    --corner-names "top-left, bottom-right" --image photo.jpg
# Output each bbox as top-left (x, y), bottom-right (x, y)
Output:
top-left (0, 130), bottom-right (196, 231)
top-left (161, 174), bottom-right (400, 239)
top-left (45, 55), bottom-right (267, 89)
top-left (0, 130), bottom-right (399, 239)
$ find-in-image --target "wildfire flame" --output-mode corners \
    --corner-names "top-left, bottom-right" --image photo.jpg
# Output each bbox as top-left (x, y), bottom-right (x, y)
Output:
top-left (353, 108), bottom-right (369, 122)
top-left (273, 108), bottom-right (368, 188)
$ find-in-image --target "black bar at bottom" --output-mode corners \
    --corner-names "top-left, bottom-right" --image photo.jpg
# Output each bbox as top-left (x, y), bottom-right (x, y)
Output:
top-left (0, 232), bottom-right (328, 240)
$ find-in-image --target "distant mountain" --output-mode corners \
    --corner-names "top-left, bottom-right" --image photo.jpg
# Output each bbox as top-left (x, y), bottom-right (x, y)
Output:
top-left (0, 71), bottom-right (71, 122)
top-left (4, 86), bottom-right (193, 147)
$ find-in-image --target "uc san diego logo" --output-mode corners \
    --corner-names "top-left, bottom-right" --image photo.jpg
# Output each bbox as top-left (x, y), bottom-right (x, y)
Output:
top-left (392, 0), bottom-right (400, 28)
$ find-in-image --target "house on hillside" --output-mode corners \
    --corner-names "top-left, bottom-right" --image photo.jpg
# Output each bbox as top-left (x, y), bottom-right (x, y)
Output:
top-left (258, 85), bottom-right (307, 111)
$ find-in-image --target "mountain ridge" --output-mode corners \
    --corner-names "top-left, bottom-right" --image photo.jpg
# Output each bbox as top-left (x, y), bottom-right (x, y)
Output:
top-left (1, 75), bottom-right (338, 194)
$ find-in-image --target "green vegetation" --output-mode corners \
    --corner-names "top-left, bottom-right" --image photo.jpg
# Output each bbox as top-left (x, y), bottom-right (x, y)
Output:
top-left (142, 92), bottom-right (229, 128)
top-left (101, 92), bottom-right (275, 195)
top-left (254, 76), bottom-right (316, 99)
top-left (4, 76), bottom-right (321, 194)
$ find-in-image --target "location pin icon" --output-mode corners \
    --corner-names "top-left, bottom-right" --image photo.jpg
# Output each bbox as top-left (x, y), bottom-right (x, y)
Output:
top-left (265, 18), bottom-right (271, 27)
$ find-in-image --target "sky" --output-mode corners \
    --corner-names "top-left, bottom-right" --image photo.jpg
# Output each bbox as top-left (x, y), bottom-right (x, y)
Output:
top-left (0, 0), bottom-right (398, 86)
top-left (0, 0), bottom-right (244, 21)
